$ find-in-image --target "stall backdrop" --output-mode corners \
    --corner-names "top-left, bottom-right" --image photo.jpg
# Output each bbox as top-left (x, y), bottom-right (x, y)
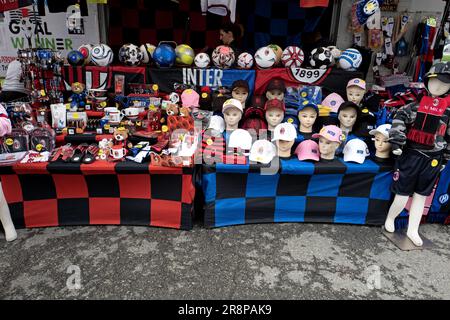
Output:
top-left (0, 0), bottom-right (100, 77)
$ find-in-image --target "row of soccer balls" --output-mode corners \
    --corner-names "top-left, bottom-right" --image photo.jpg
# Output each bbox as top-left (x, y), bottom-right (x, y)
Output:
top-left (67, 43), bottom-right (362, 71)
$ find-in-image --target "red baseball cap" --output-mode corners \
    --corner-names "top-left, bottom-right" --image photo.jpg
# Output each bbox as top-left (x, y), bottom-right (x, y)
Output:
top-left (264, 99), bottom-right (286, 112)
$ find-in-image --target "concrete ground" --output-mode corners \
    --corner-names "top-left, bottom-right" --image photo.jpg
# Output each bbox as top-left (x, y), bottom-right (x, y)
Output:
top-left (0, 222), bottom-right (449, 300)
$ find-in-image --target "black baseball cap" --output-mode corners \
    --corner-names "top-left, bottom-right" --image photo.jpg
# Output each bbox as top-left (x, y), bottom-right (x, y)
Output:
top-left (232, 80), bottom-right (249, 92)
top-left (266, 79), bottom-right (286, 92)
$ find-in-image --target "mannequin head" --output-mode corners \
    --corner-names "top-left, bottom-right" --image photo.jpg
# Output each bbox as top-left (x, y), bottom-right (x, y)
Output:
top-left (318, 137), bottom-right (341, 160)
top-left (338, 101), bottom-right (359, 132)
top-left (272, 123), bottom-right (297, 158)
top-left (346, 78), bottom-right (366, 105)
top-left (312, 125), bottom-right (343, 161)
top-left (264, 99), bottom-right (286, 131)
top-left (231, 80), bottom-right (250, 107)
top-left (297, 103), bottom-right (318, 133)
top-left (222, 98), bottom-right (243, 131)
top-left (265, 79), bottom-right (286, 101)
top-left (369, 124), bottom-right (392, 159)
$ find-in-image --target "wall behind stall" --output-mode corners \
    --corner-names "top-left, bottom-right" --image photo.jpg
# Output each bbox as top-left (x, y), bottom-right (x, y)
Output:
top-left (336, 0), bottom-right (446, 83)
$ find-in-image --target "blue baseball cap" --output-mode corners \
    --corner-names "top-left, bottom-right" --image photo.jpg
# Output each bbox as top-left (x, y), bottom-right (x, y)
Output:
top-left (298, 100), bottom-right (319, 114)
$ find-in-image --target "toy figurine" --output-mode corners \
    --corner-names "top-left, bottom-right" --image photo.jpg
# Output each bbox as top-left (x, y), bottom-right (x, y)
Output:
top-left (69, 82), bottom-right (87, 112)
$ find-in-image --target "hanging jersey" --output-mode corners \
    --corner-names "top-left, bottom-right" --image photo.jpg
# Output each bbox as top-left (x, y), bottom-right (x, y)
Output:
top-left (201, 0), bottom-right (237, 23)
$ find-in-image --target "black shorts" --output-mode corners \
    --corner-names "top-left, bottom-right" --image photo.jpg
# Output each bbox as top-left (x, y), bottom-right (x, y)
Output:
top-left (391, 149), bottom-right (443, 197)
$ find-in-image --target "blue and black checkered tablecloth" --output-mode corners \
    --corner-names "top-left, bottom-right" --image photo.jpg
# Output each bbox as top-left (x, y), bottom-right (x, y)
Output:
top-left (202, 157), bottom-right (394, 228)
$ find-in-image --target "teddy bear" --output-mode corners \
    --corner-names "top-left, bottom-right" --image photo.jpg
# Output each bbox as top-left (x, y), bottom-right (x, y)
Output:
top-left (166, 103), bottom-right (179, 116)
top-left (113, 127), bottom-right (132, 149)
top-left (69, 82), bottom-right (86, 112)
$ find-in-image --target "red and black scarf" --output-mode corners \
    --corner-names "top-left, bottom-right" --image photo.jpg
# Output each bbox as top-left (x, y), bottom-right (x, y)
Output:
top-left (407, 96), bottom-right (449, 146)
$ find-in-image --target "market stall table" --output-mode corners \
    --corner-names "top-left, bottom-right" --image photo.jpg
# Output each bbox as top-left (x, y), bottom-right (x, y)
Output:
top-left (0, 161), bottom-right (195, 230)
top-left (202, 158), bottom-right (394, 228)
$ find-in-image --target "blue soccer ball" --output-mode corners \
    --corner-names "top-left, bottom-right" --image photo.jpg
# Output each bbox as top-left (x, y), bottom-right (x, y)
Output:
top-left (153, 44), bottom-right (176, 68)
top-left (67, 50), bottom-right (85, 66)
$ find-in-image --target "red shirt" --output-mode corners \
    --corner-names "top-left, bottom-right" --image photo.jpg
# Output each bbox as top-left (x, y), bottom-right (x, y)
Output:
top-left (300, 0), bottom-right (329, 8)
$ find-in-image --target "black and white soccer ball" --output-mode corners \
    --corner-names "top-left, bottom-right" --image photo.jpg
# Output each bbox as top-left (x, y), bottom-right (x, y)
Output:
top-left (91, 44), bottom-right (114, 67)
top-left (140, 43), bottom-right (156, 64)
top-left (309, 47), bottom-right (333, 69)
top-left (118, 43), bottom-right (144, 66)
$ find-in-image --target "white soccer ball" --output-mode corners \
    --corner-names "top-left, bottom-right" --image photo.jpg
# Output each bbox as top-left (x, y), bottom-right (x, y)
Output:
top-left (90, 44), bottom-right (114, 67)
top-left (254, 46), bottom-right (277, 69)
top-left (212, 45), bottom-right (235, 69)
top-left (194, 53), bottom-right (211, 68)
top-left (339, 48), bottom-right (363, 71)
top-left (140, 43), bottom-right (156, 64)
top-left (281, 46), bottom-right (304, 68)
top-left (237, 52), bottom-right (254, 69)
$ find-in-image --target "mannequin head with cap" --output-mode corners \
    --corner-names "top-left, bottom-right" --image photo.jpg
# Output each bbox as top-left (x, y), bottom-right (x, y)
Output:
top-left (265, 79), bottom-right (286, 101)
top-left (298, 102), bottom-right (318, 133)
top-left (222, 99), bottom-right (243, 131)
top-left (338, 101), bottom-right (359, 133)
top-left (312, 125), bottom-right (343, 161)
top-left (346, 78), bottom-right (366, 106)
top-left (265, 99), bottom-right (286, 131)
top-left (231, 80), bottom-right (249, 108)
top-left (272, 123), bottom-right (297, 158)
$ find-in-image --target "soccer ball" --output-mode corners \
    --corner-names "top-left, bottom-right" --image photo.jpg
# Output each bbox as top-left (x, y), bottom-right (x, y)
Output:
top-left (281, 46), bottom-right (304, 68)
top-left (118, 43), bottom-right (144, 66)
top-left (254, 46), bottom-right (277, 69)
top-left (309, 47), bottom-right (333, 69)
top-left (175, 44), bottom-right (195, 66)
top-left (91, 44), bottom-right (114, 67)
top-left (194, 53), bottom-right (210, 68)
top-left (78, 44), bottom-right (94, 64)
top-left (268, 44), bottom-right (283, 65)
top-left (140, 43), bottom-right (156, 64)
top-left (237, 52), bottom-right (254, 69)
top-left (212, 45), bottom-right (235, 69)
top-left (327, 46), bottom-right (342, 60)
top-left (153, 44), bottom-right (176, 68)
top-left (67, 50), bottom-right (85, 66)
top-left (338, 48), bottom-right (363, 71)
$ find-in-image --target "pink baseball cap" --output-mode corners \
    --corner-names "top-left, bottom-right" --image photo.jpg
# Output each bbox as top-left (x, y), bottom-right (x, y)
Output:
top-left (312, 125), bottom-right (344, 143)
top-left (322, 93), bottom-right (345, 113)
top-left (181, 89), bottom-right (200, 108)
top-left (295, 139), bottom-right (320, 161)
top-left (347, 78), bottom-right (366, 90)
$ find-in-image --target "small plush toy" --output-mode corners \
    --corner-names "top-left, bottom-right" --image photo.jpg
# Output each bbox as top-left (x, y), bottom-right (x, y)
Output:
top-left (179, 106), bottom-right (191, 117)
top-left (97, 138), bottom-right (113, 160)
top-left (166, 103), bottom-right (179, 116)
top-left (113, 127), bottom-right (132, 149)
top-left (69, 82), bottom-right (87, 111)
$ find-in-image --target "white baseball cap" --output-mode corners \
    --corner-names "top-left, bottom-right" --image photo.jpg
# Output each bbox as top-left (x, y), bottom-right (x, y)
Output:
top-left (249, 140), bottom-right (277, 164)
top-left (369, 124), bottom-right (392, 139)
top-left (343, 139), bottom-right (370, 164)
top-left (228, 129), bottom-right (253, 150)
top-left (208, 115), bottom-right (225, 133)
top-left (271, 123), bottom-right (297, 142)
top-left (222, 98), bottom-right (243, 113)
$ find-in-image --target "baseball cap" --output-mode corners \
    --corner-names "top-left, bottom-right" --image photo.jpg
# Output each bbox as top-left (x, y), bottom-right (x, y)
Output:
top-left (369, 123), bottom-right (392, 139)
top-left (343, 138), bottom-right (370, 164)
top-left (347, 78), bottom-right (366, 91)
top-left (249, 140), bottom-right (277, 164)
top-left (312, 125), bottom-right (344, 143)
top-left (222, 98), bottom-right (243, 113)
top-left (299, 86), bottom-right (322, 105)
top-left (228, 129), bottom-right (253, 150)
top-left (266, 79), bottom-right (286, 93)
top-left (207, 115), bottom-right (225, 133)
top-left (298, 100), bottom-right (319, 114)
top-left (295, 139), bottom-right (320, 162)
top-left (251, 95), bottom-right (267, 109)
top-left (264, 99), bottom-right (286, 112)
top-left (231, 80), bottom-right (249, 93)
top-left (181, 89), bottom-right (200, 108)
top-left (322, 93), bottom-right (345, 113)
top-left (338, 101), bottom-right (361, 117)
top-left (272, 122), bottom-right (297, 142)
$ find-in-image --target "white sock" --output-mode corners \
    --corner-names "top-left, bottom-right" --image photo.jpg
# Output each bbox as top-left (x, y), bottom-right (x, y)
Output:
top-left (385, 195), bottom-right (409, 233)
top-left (354, 33), bottom-right (363, 46)
top-left (406, 193), bottom-right (427, 247)
top-left (385, 37), bottom-right (394, 55)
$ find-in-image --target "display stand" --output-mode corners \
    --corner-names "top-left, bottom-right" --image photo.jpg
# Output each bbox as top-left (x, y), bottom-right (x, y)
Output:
top-left (382, 227), bottom-right (434, 251)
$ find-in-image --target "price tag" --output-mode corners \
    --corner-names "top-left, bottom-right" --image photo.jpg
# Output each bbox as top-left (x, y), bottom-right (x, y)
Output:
top-left (5, 138), bottom-right (13, 146)
top-left (289, 67), bottom-right (328, 84)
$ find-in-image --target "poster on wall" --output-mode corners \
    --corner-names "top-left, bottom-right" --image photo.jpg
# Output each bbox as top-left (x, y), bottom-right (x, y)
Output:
top-left (380, 0), bottom-right (399, 11)
top-left (0, 2), bottom-right (100, 77)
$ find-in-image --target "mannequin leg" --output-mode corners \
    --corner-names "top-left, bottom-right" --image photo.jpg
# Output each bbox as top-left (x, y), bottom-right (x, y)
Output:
top-left (406, 193), bottom-right (427, 247)
top-left (384, 194), bottom-right (409, 233)
top-left (0, 182), bottom-right (17, 242)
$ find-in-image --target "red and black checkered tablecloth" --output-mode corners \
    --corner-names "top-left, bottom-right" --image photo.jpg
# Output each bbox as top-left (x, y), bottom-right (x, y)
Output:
top-left (0, 161), bottom-right (195, 230)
